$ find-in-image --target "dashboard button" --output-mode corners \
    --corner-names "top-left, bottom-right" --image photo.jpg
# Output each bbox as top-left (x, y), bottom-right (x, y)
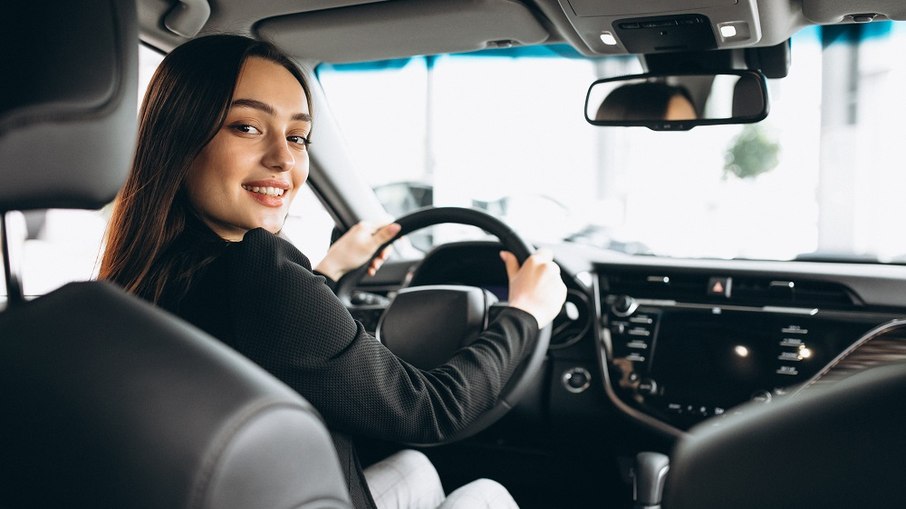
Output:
top-left (780, 337), bottom-right (803, 347)
top-left (751, 390), bottom-right (773, 403)
top-left (776, 365), bottom-right (799, 376)
top-left (707, 276), bottom-right (732, 298)
top-left (562, 367), bottom-right (592, 394)
top-left (637, 378), bottom-right (658, 396)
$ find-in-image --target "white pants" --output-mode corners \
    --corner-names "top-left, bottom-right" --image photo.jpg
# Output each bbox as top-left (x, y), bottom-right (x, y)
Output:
top-left (364, 449), bottom-right (519, 509)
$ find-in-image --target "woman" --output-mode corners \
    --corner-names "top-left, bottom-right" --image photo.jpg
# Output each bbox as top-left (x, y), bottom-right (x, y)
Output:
top-left (100, 35), bottom-right (566, 509)
top-left (596, 81), bottom-right (697, 121)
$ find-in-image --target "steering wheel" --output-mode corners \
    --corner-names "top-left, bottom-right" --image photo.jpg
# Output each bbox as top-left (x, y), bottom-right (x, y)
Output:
top-left (335, 206), bottom-right (552, 445)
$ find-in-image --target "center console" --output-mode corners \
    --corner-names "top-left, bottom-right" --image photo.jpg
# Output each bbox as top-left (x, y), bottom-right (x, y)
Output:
top-left (594, 267), bottom-right (896, 434)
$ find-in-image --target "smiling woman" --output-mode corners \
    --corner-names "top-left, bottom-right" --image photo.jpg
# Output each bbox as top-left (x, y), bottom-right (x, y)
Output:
top-left (99, 35), bottom-right (316, 300)
top-left (98, 33), bottom-right (566, 509)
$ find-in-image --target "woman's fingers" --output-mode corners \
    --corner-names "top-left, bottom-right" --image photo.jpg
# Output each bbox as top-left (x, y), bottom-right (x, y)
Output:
top-left (314, 221), bottom-right (400, 280)
top-left (503, 248), bottom-right (566, 327)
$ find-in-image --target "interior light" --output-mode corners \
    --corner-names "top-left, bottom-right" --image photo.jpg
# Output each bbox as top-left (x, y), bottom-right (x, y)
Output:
top-left (719, 25), bottom-right (738, 38)
top-left (734, 345), bottom-right (750, 358)
top-left (799, 347), bottom-right (813, 359)
top-left (600, 32), bottom-right (618, 46)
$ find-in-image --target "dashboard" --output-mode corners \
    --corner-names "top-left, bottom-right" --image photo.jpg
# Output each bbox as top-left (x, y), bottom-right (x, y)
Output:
top-left (349, 241), bottom-right (906, 442)
top-left (593, 265), bottom-right (905, 435)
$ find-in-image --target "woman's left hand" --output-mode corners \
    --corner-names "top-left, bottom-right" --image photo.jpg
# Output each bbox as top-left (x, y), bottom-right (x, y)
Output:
top-left (315, 221), bottom-right (401, 281)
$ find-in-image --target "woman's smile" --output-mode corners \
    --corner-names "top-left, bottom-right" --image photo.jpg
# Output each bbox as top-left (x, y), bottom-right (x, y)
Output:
top-left (242, 179), bottom-right (291, 207)
top-left (184, 56), bottom-right (311, 241)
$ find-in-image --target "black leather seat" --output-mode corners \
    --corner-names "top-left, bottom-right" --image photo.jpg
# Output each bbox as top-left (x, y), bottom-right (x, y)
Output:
top-left (664, 360), bottom-right (906, 509)
top-left (0, 1), bottom-right (351, 508)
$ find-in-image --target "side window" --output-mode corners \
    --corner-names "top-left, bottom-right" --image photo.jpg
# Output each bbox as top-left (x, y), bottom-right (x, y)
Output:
top-left (1, 45), bottom-right (165, 300)
top-left (282, 185), bottom-right (336, 268)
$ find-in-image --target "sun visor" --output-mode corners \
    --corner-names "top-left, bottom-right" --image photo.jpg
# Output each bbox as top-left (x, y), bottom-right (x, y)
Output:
top-left (567, 0), bottom-right (737, 17)
top-left (802, 0), bottom-right (906, 23)
top-left (254, 0), bottom-right (549, 63)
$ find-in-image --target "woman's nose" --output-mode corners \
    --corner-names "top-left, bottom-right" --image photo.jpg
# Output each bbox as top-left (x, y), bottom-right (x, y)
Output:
top-left (262, 135), bottom-right (295, 172)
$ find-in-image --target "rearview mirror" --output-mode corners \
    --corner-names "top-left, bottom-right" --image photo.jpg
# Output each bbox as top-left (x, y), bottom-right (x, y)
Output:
top-left (585, 70), bottom-right (769, 131)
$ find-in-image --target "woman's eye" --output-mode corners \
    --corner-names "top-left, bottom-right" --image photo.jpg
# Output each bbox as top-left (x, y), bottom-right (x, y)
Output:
top-left (288, 135), bottom-right (311, 148)
top-left (231, 124), bottom-right (261, 135)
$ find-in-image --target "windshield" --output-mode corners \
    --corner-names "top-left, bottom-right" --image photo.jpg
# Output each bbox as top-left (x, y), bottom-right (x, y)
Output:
top-left (318, 22), bottom-right (906, 264)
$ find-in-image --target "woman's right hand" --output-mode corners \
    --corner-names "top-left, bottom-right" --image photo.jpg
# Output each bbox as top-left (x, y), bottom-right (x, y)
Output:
top-left (500, 249), bottom-right (567, 328)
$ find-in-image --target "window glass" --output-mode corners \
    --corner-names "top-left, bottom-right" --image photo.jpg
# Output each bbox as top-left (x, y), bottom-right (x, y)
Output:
top-left (318, 23), bottom-right (906, 263)
top-left (283, 185), bottom-right (336, 267)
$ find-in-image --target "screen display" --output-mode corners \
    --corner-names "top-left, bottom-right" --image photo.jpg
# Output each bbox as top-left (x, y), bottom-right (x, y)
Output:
top-left (652, 313), bottom-right (775, 407)
top-left (647, 310), bottom-right (839, 410)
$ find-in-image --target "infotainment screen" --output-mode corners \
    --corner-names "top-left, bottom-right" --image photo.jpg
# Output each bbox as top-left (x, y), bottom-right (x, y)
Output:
top-left (649, 307), bottom-right (885, 414)
top-left (650, 311), bottom-right (788, 409)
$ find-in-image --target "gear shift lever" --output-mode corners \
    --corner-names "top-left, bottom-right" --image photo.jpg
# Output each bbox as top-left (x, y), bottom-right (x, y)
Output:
top-left (632, 452), bottom-right (670, 509)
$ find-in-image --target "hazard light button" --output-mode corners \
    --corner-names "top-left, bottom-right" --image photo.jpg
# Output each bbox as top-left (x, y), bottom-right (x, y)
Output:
top-left (707, 276), bottom-right (732, 298)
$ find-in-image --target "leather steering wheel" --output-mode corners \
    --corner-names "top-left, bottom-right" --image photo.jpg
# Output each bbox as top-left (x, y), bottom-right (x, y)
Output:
top-left (335, 206), bottom-right (552, 445)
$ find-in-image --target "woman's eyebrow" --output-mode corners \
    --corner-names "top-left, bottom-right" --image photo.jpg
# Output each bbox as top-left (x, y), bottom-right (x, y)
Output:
top-left (231, 98), bottom-right (312, 122)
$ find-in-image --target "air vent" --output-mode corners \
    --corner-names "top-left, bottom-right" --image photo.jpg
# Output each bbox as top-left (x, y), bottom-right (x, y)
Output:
top-left (549, 289), bottom-right (593, 349)
top-left (732, 277), bottom-right (859, 307)
top-left (603, 269), bottom-right (861, 309)
top-left (604, 271), bottom-right (708, 302)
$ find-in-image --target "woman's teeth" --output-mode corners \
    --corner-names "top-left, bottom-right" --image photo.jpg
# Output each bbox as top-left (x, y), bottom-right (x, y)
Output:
top-left (242, 185), bottom-right (285, 197)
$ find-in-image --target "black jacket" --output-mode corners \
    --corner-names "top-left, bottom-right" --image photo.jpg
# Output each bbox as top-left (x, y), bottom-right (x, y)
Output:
top-left (158, 227), bottom-right (539, 508)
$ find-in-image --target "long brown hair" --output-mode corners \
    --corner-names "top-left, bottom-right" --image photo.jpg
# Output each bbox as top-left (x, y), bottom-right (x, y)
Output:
top-left (99, 35), bottom-right (312, 302)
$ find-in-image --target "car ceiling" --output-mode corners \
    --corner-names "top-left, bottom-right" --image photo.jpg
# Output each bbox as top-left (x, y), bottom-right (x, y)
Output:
top-left (138, 0), bottom-right (906, 63)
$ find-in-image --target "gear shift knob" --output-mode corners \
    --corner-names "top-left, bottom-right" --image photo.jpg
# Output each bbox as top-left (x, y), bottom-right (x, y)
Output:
top-left (633, 452), bottom-right (670, 509)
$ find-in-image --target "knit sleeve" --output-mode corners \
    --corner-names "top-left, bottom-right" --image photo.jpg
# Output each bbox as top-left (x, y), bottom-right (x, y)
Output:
top-left (226, 228), bottom-right (539, 444)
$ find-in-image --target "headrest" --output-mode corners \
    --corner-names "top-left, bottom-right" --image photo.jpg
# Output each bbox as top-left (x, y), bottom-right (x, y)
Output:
top-left (732, 73), bottom-right (763, 118)
top-left (0, 0), bottom-right (137, 212)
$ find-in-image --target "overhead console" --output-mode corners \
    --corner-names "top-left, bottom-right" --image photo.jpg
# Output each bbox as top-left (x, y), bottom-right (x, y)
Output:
top-left (556, 0), bottom-right (763, 55)
top-left (593, 264), bottom-right (905, 437)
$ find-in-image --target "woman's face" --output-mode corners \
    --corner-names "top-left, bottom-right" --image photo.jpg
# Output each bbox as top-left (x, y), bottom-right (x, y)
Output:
top-left (186, 57), bottom-right (311, 241)
top-left (664, 94), bottom-right (697, 121)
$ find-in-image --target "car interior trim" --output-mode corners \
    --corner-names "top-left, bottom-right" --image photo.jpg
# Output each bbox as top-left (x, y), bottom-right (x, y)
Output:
top-left (255, 0), bottom-right (550, 63)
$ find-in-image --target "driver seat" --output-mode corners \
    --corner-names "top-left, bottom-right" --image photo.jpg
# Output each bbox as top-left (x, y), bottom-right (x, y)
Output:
top-left (0, 1), bottom-right (351, 507)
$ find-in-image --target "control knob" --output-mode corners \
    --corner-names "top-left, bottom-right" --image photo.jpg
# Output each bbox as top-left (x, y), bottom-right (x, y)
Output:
top-left (562, 367), bottom-right (592, 394)
top-left (612, 295), bottom-right (638, 317)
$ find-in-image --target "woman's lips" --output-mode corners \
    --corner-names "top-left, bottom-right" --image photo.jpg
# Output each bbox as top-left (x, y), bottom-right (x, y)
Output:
top-left (242, 183), bottom-right (288, 207)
